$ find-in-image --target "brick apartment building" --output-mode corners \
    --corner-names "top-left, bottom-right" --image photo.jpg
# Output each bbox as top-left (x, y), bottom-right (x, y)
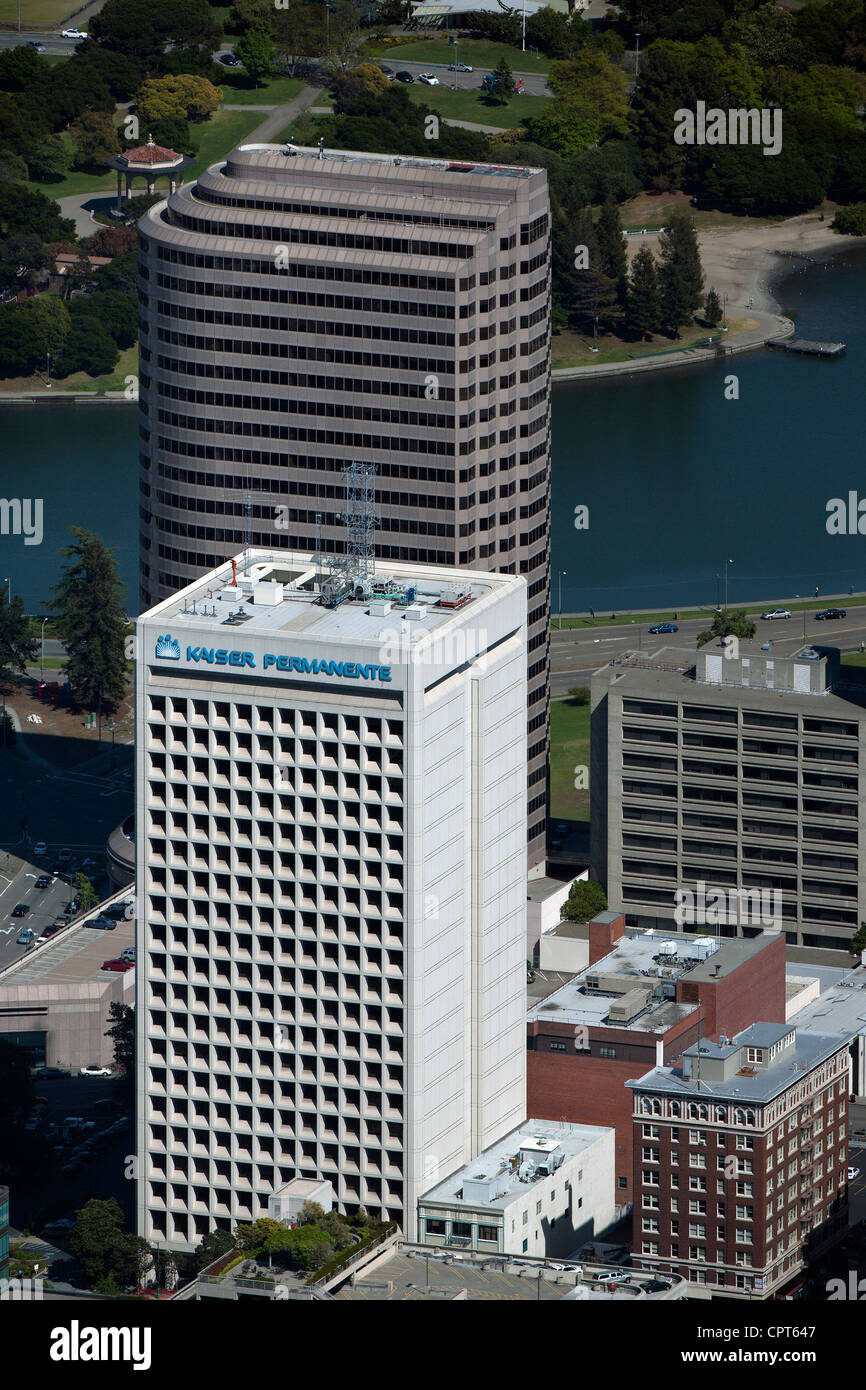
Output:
top-left (630, 1023), bottom-right (850, 1297)
top-left (137, 144), bottom-right (551, 865)
top-left (526, 912), bottom-right (786, 1200)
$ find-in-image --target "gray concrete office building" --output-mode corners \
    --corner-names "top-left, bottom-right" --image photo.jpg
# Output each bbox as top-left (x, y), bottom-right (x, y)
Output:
top-left (591, 642), bottom-right (866, 964)
top-left (137, 143), bottom-right (551, 865)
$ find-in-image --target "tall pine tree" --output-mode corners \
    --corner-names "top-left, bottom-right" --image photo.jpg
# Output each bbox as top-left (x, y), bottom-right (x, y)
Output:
top-left (596, 197), bottom-right (628, 313)
top-left (51, 528), bottom-right (128, 730)
top-left (627, 245), bottom-right (661, 340)
top-left (658, 209), bottom-right (704, 336)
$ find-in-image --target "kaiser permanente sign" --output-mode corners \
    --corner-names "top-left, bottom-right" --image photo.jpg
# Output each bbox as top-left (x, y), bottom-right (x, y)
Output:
top-left (154, 634), bottom-right (393, 682)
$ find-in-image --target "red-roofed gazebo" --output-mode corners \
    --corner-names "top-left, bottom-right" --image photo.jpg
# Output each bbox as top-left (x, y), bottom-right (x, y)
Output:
top-left (106, 136), bottom-right (193, 214)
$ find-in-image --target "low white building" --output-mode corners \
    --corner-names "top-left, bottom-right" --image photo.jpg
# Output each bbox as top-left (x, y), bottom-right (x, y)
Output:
top-left (417, 1119), bottom-right (616, 1258)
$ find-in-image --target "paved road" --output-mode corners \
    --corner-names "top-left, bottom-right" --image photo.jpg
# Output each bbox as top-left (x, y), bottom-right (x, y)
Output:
top-left (0, 32), bottom-right (79, 53)
top-left (243, 83), bottom-right (323, 144)
top-left (549, 608), bottom-right (866, 696)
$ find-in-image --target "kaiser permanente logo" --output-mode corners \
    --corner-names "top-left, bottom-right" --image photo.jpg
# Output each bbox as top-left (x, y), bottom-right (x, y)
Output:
top-left (674, 100), bottom-right (782, 156)
top-left (154, 634), bottom-right (392, 682)
top-left (50, 1321), bottom-right (152, 1371)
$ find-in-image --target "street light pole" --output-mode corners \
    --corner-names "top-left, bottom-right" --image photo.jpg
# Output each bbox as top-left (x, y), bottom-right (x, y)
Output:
top-left (522, 0), bottom-right (526, 52)
top-left (3, 578), bottom-right (10, 605)
top-left (634, 33), bottom-right (641, 81)
top-left (724, 558), bottom-right (733, 610)
top-left (558, 570), bottom-right (567, 629)
top-left (40, 618), bottom-right (47, 681)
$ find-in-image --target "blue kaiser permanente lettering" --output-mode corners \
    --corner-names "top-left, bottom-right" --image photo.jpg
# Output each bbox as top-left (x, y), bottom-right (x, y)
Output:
top-left (154, 638), bottom-right (392, 682)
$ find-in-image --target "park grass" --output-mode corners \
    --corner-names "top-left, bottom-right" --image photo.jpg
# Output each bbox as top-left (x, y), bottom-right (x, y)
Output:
top-left (553, 597), bottom-right (866, 629)
top-left (362, 37), bottom-right (552, 75)
top-left (31, 109), bottom-right (264, 202)
top-left (58, 344), bottom-right (138, 394)
top-left (550, 697), bottom-right (590, 823)
top-left (218, 74), bottom-right (307, 106)
top-left (550, 315), bottom-right (750, 370)
top-left (0, 0), bottom-right (79, 23)
top-left (408, 84), bottom-right (547, 129)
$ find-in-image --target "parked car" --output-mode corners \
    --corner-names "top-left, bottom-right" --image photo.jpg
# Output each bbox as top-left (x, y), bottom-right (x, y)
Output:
top-left (448, 62), bottom-right (474, 72)
top-left (395, 71), bottom-right (414, 83)
top-left (815, 608), bottom-right (846, 620)
top-left (16, 927), bottom-right (34, 946)
top-left (649, 621), bottom-right (678, 634)
top-left (595, 1270), bottom-right (630, 1283)
top-left (101, 958), bottom-right (133, 973)
top-left (85, 916), bottom-right (117, 930)
top-left (33, 841), bottom-right (47, 855)
top-left (379, 64), bottom-right (393, 74)
top-left (121, 946), bottom-right (136, 963)
top-left (35, 874), bottom-right (53, 890)
top-left (43, 1217), bottom-right (75, 1232)
top-left (103, 902), bottom-right (131, 920)
top-left (61, 28), bottom-right (87, 38)
top-left (849, 1167), bottom-right (860, 1180)
top-left (640, 1278), bottom-right (671, 1293)
top-left (32, 1066), bottom-right (70, 1079)
top-left (219, 52), bottom-right (240, 65)
top-left (80, 1064), bottom-right (113, 1076)
top-left (761, 608), bottom-right (791, 620)
top-left (418, 73), bottom-right (440, 85)
top-left (11, 903), bottom-right (30, 917)
top-left (62, 1116), bottom-right (86, 1126)
top-left (27, 41), bottom-right (46, 52)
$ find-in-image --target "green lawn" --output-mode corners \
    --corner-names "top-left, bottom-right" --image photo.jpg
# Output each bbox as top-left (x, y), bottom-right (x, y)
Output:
top-left (550, 697), bottom-right (591, 823)
top-left (0, 0), bottom-right (79, 22)
top-left (218, 75), bottom-right (307, 106)
top-left (32, 109), bottom-right (265, 202)
top-left (58, 344), bottom-right (138, 394)
top-left (550, 316), bottom-right (750, 371)
top-left (363, 37), bottom-right (551, 75)
top-left (554, 596), bottom-right (866, 628)
top-left (408, 84), bottom-right (548, 129)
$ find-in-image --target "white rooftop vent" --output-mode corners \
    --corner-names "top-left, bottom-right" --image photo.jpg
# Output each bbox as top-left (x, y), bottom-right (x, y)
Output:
top-left (219, 587), bottom-right (241, 602)
top-left (657, 941), bottom-right (677, 957)
top-left (404, 604), bottom-right (427, 622)
top-left (253, 581), bottom-right (284, 606)
top-left (369, 599), bottom-right (392, 617)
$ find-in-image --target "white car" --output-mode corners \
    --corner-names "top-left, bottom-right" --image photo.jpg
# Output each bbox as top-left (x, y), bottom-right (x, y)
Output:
top-left (419, 73), bottom-right (440, 85)
top-left (62, 29), bottom-right (87, 38)
top-left (761, 608), bottom-right (791, 620)
top-left (79, 1065), bottom-right (112, 1077)
top-left (595, 1269), bottom-right (629, 1283)
top-left (33, 841), bottom-right (47, 855)
top-left (849, 1167), bottom-right (860, 1180)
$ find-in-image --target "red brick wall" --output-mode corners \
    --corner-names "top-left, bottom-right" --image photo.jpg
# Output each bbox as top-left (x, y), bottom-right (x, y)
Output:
top-left (588, 913), bottom-right (626, 965)
top-left (527, 1051), bottom-right (641, 1200)
top-left (677, 935), bottom-right (786, 1042)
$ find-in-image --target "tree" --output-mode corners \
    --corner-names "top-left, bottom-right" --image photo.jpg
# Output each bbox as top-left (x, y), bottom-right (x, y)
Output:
top-left (561, 879), bottom-right (607, 923)
top-left (596, 197), bottom-right (628, 312)
top-left (84, 290), bottom-right (138, 349)
top-left (137, 73), bottom-right (222, 126)
top-left (703, 287), bottom-right (723, 327)
top-left (190, 1227), bottom-right (235, 1274)
top-left (298, 1200), bottom-right (325, 1225)
top-left (27, 136), bottom-right (71, 184)
top-left (72, 870), bottom-right (99, 913)
top-left (0, 233), bottom-right (51, 293)
top-left (525, 8), bottom-right (591, 59)
top-left (522, 101), bottom-right (602, 157)
top-left (235, 29), bottom-right (276, 86)
top-left (280, 1224), bottom-right (334, 1271)
top-left (0, 150), bottom-right (28, 184)
top-left (489, 57), bottom-right (515, 106)
top-left (90, 0), bottom-right (221, 73)
top-left (51, 529), bottom-right (128, 717)
top-left (548, 48), bottom-right (629, 137)
top-left (696, 608), bottom-right (756, 648)
top-left (67, 1198), bottom-right (139, 1286)
top-left (70, 112), bottom-right (120, 171)
top-left (834, 202), bottom-right (866, 235)
top-left (324, 0), bottom-right (363, 72)
top-left (850, 922), bottom-right (866, 958)
top-left (53, 313), bottom-right (118, 378)
top-left (85, 225), bottom-right (138, 258)
top-left (567, 686), bottom-right (590, 705)
top-left (105, 1001), bottom-right (134, 1074)
top-left (0, 593), bottom-right (38, 684)
top-left (20, 296), bottom-right (71, 361)
top-left (627, 245), bottom-right (661, 339)
top-left (272, 5), bottom-right (325, 76)
top-left (0, 182), bottom-right (75, 243)
top-left (330, 62), bottom-right (389, 112)
top-left (146, 115), bottom-right (198, 158)
top-left (657, 209), bottom-right (704, 335)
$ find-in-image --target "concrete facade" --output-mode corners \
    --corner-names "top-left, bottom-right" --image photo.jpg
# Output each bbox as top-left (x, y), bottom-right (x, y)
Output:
top-left (591, 643), bottom-right (866, 962)
top-left (135, 549), bottom-right (528, 1251)
top-left (137, 143), bottom-right (551, 867)
top-left (417, 1119), bottom-right (616, 1258)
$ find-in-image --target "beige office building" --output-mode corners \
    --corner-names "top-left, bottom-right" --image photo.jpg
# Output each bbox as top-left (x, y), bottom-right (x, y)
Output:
top-left (137, 144), bottom-right (551, 865)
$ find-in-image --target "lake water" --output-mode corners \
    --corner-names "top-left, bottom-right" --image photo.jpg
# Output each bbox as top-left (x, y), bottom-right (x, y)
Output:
top-left (1, 244), bottom-right (864, 616)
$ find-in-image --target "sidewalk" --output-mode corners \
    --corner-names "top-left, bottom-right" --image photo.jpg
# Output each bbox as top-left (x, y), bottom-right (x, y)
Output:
top-left (556, 586), bottom-right (866, 622)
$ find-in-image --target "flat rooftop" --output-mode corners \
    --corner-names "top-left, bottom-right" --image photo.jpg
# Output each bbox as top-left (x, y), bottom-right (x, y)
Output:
top-left (630, 1026), bottom-right (848, 1103)
top-left (0, 895), bottom-right (134, 991)
top-left (420, 1120), bottom-right (610, 1212)
top-left (526, 930), bottom-right (775, 1034)
top-left (140, 549), bottom-right (516, 652)
top-left (788, 965), bottom-right (866, 1040)
top-left (236, 143), bottom-right (540, 182)
top-left (333, 1252), bottom-right (568, 1301)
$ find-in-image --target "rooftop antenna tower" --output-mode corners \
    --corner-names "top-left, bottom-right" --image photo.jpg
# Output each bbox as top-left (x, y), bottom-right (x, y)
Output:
top-left (340, 462), bottom-right (379, 585)
top-left (242, 490), bottom-right (253, 578)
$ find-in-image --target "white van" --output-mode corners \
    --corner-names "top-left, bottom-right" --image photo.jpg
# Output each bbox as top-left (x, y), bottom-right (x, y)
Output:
top-left (121, 946), bottom-right (135, 963)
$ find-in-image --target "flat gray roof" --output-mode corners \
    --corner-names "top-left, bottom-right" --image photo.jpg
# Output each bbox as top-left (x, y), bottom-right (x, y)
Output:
top-left (420, 1119), bottom-right (610, 1212)
top-left (630, 1027), bottom-right (848, 1102)
top-left (789, 965), bottom-right (866, 1040)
